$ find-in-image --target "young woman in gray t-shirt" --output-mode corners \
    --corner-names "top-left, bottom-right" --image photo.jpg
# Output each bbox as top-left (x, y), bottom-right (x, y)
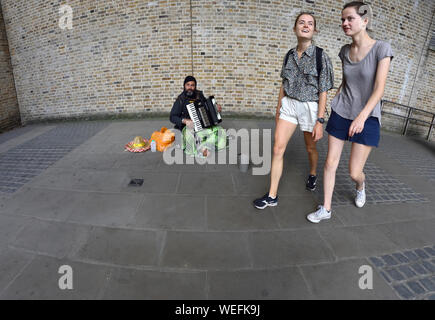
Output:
top-left (307, 1), bottom-right (393, 223)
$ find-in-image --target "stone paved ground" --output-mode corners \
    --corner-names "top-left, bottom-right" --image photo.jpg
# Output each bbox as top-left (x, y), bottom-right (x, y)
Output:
top-left (0, 123), bottom-right (108, 193)
top-left (0, 118), bottom-right (434, 300)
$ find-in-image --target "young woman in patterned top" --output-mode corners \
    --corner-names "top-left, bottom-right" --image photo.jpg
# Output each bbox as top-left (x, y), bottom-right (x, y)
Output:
top-left (254, 12), bottom-right (334, 209)
top-left (307, 2), bottom-right (393, 223)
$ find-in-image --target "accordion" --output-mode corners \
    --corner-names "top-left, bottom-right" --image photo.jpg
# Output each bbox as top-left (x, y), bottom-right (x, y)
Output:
top-left (186, 96), bottom-right (222, 132)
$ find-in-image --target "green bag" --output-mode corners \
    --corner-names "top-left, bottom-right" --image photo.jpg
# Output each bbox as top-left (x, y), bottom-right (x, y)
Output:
top-left (182, 125), bottom-right (227, 156)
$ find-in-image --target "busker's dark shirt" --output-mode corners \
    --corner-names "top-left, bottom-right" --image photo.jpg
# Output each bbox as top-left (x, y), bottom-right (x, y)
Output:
top-left (170, 90), bottom-right (206, 130)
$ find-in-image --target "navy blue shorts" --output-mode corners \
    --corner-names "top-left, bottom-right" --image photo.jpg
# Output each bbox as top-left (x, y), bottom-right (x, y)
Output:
top-left (326, 110), bottom-right (380, 147)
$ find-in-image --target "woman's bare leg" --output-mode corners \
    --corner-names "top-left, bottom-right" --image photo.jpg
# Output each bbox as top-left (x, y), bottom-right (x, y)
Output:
top-left (349, 142), bottom-right (372, 190)
top-left (268, 119), bottom-right (298, 198)
top-left (303, 131), bottom-right (318, 176)
top-left (323, 135), bottom-right (345, 211)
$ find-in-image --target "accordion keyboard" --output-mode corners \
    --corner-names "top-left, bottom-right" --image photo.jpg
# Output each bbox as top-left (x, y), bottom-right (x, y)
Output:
top-left (186, 103), bottom-right (202, 132)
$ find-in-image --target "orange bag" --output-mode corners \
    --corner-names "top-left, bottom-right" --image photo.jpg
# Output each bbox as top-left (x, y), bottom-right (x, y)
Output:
top-left (150, 127), bottom-right (175, 152)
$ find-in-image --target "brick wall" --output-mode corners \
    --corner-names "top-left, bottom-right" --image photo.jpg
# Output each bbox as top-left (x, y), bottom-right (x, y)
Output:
top-left (0, 0), bottom-right (434, 138)
top-left (381, 8), bottom-right (435, 139)
top-left (0, 5), bottom-right (20, 131)
top-left (1, 0), bottom-right (192, 123)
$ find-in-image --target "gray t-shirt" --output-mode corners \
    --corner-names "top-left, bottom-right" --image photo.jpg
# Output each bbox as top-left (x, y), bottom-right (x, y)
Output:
top-left (331, 40), bottom-right (394, 122)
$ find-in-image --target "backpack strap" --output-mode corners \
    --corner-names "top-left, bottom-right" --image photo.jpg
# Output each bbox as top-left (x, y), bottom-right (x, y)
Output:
top-left (315, 46), bottom-right (323, 77)
top-left (285, 47), bottom-right (323, 75)
top-left (283, 47), bottom-right (328, 115)
top-left (284, 48), bottom-right (294, 67)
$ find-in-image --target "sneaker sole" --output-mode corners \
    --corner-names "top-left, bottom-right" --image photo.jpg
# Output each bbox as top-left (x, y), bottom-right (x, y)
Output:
top-left (254, 202), bottom-right (278, 210)
top-left (306, 214), bottom-right (331, 223)
top-left (355, 183), bottom-right (366, 208)
top-left (306, 186), bottom-right (316, 191)
top-left (355, 201), bottom-right (366, 208)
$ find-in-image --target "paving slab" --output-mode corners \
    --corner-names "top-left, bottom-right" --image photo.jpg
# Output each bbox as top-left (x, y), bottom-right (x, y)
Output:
top-left (74, 140), bottom-right (127, 154)
top-left (232, 171), bottom-right (307, 196)
top-left (0, 214), bottom-right (32, 249)
top-left (206, 195), bottom-right (280, 231)
top-left (0, 187), bottom-right (87, 220)
top-left (248, 230), bottom-right (335, 268)
top-left (27, 167), bottom-right (180, 194)
top-left (157, 157), bottom-right (209, 173)
top-left (160, 231), bottom-right (251, 270)
top-left (0, 255), bottom-right (110, 300)
top-left (122, 169), bottom-right (180, 194)
top-left (0, 125), bottom-right (55, 154)
top-left (201, 163), bottom-right (243, 174)
top-left (318, 225), bottom-right (400, 258)
top-left (375, 219), bottom-right (435, 249)
top-left (112, 151), bottom-right (162, 170)
top-left (0, 122), bottom-right (110, 193)
top-left (300, 258), bottom-right (399, 299)
top-left (51, 152), bottom-right (122, 170)
top-left (0, 194), bottom-right (11, 207)
top-left (0, 125), bottom-right (37, 145)
top-left (102, 267), bottom-right (206, 299)
top-left (75, 227), bottom-right (165, 267)
top-left (368, 151), bottom-right (414, 177)
top-left (378, 134), bottom-right (435, 184)
top-left (207, 267), bottom-right (313, 299)
top-left (177, 172), bottom-right (235, 195)
top-left (65, 192), bottom-right (143, 227)
top-left (389, 174), bottom-right (435, 195)
top-left (11, 220), bottom-right (90, 258)
top-left (130, 194), bottom-right (206, 231)
top-left (26, 167), bottom-right (130, 192)
top-left (333, 202), bottom-right (435, 227)
top-left (0, 248), bottom-right (34, 292)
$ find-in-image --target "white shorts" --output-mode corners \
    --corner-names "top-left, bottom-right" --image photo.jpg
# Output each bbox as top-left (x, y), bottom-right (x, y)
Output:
top-left (279, 96), bottom-right (318, 132)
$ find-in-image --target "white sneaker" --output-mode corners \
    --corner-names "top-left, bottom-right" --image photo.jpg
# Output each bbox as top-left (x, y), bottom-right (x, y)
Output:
top-left (307, 205), bottom-right (331, 224)
top-left (355, 182), bottom-right (366, 208)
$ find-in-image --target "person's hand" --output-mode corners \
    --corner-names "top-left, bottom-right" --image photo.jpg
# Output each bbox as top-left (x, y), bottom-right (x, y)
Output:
top-left (349, 115), bottom-right (366, 137)
top-left (185, 119), bottom-right (194, 129)
top-left (312, 122), bottom-right (323, 142)
top-left (201, 148), bottom-right (210, 157)
top-left (217, 104), bottom-right (222, 113)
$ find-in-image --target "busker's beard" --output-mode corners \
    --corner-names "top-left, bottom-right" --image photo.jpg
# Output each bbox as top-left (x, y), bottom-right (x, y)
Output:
top-left (185, 89), bottom-right (195, 97)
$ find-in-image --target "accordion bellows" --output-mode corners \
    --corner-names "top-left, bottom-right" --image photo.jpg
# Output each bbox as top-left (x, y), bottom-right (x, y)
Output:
top-left (187, 96), bottom-right (222, 132)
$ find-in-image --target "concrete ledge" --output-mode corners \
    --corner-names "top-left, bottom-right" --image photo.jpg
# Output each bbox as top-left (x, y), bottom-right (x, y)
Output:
top-left (21, 111), bottom-right (276, 126)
